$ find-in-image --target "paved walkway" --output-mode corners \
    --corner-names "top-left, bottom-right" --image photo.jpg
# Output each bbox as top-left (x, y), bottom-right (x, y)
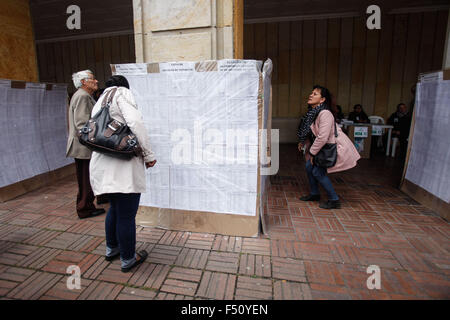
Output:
top-left (0, 146), bottom-right (449, 300)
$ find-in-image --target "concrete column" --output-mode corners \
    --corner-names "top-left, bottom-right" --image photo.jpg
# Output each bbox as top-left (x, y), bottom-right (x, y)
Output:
top-left (443, 9), bottom-right (450, 69)
top-left (133, 0), bottom-right (242, 63)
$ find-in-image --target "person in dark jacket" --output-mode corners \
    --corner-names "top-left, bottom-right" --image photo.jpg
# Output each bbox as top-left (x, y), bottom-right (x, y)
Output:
top-left (333, 105), bottom-right (345, 123)
top-left (348, 104), bottom-right (369, 123)
top-left (387, 103), bottom-right (412, 159)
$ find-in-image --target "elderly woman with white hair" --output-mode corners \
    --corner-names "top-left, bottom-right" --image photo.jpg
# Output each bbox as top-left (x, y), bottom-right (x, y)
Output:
top-left (66, 70), bottom-right (106, 219)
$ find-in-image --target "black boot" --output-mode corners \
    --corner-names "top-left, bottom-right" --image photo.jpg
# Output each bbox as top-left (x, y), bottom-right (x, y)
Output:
top-left (319, 200), bottom-right (341, 209)
top-left (299, 194), bottom-right (320, 201)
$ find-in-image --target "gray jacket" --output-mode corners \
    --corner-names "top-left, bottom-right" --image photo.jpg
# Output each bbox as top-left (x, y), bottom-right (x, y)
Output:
top-left (66, 88), bottom-right (96, 159)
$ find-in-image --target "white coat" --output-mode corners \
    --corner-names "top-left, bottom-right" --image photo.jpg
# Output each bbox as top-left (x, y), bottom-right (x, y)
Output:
top-left (89, 86), bottom-right (156, 195)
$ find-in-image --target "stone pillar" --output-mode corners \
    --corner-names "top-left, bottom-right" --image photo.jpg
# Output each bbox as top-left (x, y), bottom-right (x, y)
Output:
top-left (443, 9), bottom-right (450, 69)
top-left (133, 0), bottom-right (243, 63)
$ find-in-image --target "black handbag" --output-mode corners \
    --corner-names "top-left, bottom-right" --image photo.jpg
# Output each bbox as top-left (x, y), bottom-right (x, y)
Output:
top-left (78, 88), bottom-right (142, 159)
top-left (312, 116), bottom-right (338, 168)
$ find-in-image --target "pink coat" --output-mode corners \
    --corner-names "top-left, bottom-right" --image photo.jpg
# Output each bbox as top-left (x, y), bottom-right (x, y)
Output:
top-left (308, 109), bottom-right (360, 173)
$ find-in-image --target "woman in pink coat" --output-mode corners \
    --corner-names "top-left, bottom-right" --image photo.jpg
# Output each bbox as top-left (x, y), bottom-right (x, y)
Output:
top-left (297, 85), bottom-right (360, 209)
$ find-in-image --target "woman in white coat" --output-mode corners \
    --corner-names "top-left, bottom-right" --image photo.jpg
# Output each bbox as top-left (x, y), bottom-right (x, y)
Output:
top-left (89, 75), bottom-right (156, 272)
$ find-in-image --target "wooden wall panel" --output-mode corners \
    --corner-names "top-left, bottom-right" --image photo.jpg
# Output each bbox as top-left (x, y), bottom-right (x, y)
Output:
top-left (387, 15), bottom-right (408, 117)
top-left (36, 34), bottom-right (136, 94)
top-left (36, 44), bottom-right (48, 81)
top-left (102, 37), bottom-right (113, 82)
top-left (243, 23), bottom-right (255, 60)
top-left (362, 28), bottom-right (380, 115)
top-left (337, 18), bottom-right (353, 115)
top-left (266, 23), bottom-right (279, 117)
top-left (129, 35), bottom-right (135, 63)
top-left (111, 37), bottom-right (122, 64)
top-left (301, 20), bottom-right (315, 116)
top-left (401, 13), bottom-right (422, 105)
top-left (243, 10), bottom-right (448, 120)
top-left (61, 41), bottom-right (72, 85)
top-left (418, 12), bottom-right (437, 74)
top-left (433, 10), bottom-right (448, 71)
top-left (288, 21), bottom-right (302, 118)
top-left (46, 42), bottom-right (56, 82)
top-left (314, 20), bottom-right (327, 86)
top-left (326, 19), bottom-right (340, 104)
top-left (53, 42), bottom-right (64, 84)
top-left (69, 41), bottom-right (79, 75)
top-left (350, 17), bottom-right (366, 110)
top-left (374, 15), bottom-right (393, 119)
top-left (77, 39), bottom-right (87, 71)
top-left (277, 22), bottom-right (290, 117)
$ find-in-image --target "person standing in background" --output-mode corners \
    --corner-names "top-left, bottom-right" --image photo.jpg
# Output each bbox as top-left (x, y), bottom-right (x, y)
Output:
top-left (348, 104), bottom-right (370, 123)
top-left (66, 70), bottom-right (106, 219)
top-left (387, 103), bottom-right (412, 159)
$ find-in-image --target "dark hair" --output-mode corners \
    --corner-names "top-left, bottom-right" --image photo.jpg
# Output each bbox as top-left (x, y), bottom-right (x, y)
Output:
top-left (312, 85), bottom-right (331, 109)
top-left (93, 88), bottom-right (105, 101)
top-left (336, 105), bottom-right (342, 112)
top-left (396, 102), bottom-right (406, 110)
top-left (105, 75), bottom-right (130, 89)
top-left (353, 104), bottom-right (368, 119)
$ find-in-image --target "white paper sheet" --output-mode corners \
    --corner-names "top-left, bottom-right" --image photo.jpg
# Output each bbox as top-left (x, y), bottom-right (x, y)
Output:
top-left (114, 60), bottom-right (263, 216)
top-left (405, 79), bottom-right (450, 203)
top-left (0, 83), bottom-right (73, 188)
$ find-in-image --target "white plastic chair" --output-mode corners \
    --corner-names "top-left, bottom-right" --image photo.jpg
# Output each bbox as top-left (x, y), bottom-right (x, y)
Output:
top-left (391, 137), bottom-right (399, 157)
top-left (368, 116), bottom-right (385, 124)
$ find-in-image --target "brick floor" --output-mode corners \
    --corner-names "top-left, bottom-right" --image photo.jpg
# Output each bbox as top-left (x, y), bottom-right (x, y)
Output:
top-left (273, 280), bottom-right (312, 300)
top-left (0, 145), bottom-right (449, 300)
top-left (196, 271), bottom-right (236, 299)
top-left (235, 276), bottom-right (273, 300)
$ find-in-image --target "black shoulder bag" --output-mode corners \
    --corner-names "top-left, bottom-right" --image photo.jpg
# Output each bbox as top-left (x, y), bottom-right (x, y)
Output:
top-left (312, 113), bottom-right (338, 168)
top-left (78, 88), bottom-right (142, 160)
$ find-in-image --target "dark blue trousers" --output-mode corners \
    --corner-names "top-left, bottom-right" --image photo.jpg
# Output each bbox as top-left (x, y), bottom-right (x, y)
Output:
top-left (105, 193), bottom-right (141, 264)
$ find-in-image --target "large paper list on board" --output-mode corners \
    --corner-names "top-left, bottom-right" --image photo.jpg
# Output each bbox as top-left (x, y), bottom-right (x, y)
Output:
top-left (0, 81), bottom-right (73, 188)
top-left (114, 60), bottom-right (263, 216)
top-left (405, 75), bottom-right (450, 203)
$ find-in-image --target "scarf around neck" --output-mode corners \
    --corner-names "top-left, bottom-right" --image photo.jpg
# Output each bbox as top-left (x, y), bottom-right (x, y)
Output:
top-left (297, 103), bottom-right (327, 143)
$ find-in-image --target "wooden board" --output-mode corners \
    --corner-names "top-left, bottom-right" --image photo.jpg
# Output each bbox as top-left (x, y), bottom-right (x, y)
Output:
top-left (0, 164), bottom-right (75, 203)
top-left (233, 0), bottom-right (244, 59)
top-left (401, 180), bottom-right (450, 221)
top-left (362, 27), bottom-right (379, 115)
top-left (266, 22), bottom-right (278, 117)
top-left (301, 20), bottom-right (315, 116)
top-left (401, 13), bottom-right (422, 104)
top-left (288, 21), bottom-right (302, 118)
top-left (387, 14), bottom-right (408, 117)
top-left (243, 23), bottom-right (255, 59)
top-left (77, 39), bottom-right (87, 71)
top-left (137, 206), bottom-right (260, 237)
top-left (326, 19), bottom-right (340, 102)
top-left (349, 17), bottom-right (366, 109)
top-left (253, 23), bottom-right (267, 62)
top-left (337, 17), bottom-right (353, 115)
top-left (243, 11), bottom-right (448, 120)
top-left (373, 14), bottom-right (394, 119)
top-left (347, 125), bottom-right (372, 159)
top-left (314, 20), bottom-right (327, 86)
top-left (277, 21), bottom-right (290, 117)
top-left (432, 11), bottom-right (448, 70)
